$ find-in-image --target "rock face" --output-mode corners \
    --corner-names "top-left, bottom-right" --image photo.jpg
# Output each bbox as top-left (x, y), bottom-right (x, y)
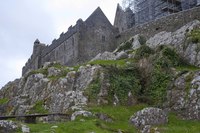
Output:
top-left (146, 20), bottom-right (200, 66)
top-left (0, 120), bottom-right (20, 133)
top-left (130, 107), bottom-right (168, 130)
top-left (0, 64), bottom-right (102, 115)
top-left (168, 71), bottom-right (200, 120)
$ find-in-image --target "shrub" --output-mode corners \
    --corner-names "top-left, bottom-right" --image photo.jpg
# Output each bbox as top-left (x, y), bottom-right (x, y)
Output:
top-left (84, 76), bottom-right (101, 103)
top-left (108, 67), bottom-right (141, 104)
top-left (188, 29), bottom-right (200, 44)
top-left (138, 35), bottom-right (146, 45)
top-left (134, 45), bottom-right (154, 60)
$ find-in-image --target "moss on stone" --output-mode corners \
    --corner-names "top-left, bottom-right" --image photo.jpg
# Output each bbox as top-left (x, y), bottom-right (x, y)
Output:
top-left (84, 75), bottom-right (101, 103)
top-left (188, 29), bottom-right (200, 44)
top-left (116, 38), bottom-right (133, 52)
top-left (0, 98), bottom-right (9, 105)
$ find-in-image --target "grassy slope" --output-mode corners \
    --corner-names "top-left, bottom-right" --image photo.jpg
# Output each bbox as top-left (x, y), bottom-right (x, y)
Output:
top-left (16, 105), bottom-right (200, 133)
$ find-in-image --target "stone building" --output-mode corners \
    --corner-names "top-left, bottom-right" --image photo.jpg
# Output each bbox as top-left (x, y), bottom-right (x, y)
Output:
top-left (22, 3), bottom-right (200, 75)
top-left (114, 4), bottom-right (135, 33)
top-left (22, 7), bottom-right (117, 75)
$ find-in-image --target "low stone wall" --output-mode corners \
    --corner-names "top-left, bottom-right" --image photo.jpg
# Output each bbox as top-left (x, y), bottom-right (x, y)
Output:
top-left (116, 6), bottom-right (200, 44)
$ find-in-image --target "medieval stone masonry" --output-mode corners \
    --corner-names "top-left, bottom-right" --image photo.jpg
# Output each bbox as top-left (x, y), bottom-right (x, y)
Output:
top-left (22, 7), bottom-right (117, 75)
top-left (22, 2), bottom-right (200, 75)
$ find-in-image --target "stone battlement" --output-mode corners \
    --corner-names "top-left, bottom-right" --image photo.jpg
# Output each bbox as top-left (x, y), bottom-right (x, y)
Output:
top-left (42, 19), bottom-right (83, 57)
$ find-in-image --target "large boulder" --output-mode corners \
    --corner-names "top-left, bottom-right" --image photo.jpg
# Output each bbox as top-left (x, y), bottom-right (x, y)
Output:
top-left (130, 107), bottom-right (168, 129)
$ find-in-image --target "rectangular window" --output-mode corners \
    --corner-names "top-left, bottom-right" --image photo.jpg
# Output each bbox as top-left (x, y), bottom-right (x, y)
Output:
top-left (102, 36), bottom-right (105, 42)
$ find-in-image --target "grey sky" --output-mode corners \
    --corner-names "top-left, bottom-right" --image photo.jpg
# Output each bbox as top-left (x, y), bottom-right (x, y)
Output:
top-left (0, 0), bottom-right (121, 88)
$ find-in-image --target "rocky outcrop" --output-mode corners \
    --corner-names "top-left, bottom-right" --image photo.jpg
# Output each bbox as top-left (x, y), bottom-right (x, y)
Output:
top-left (130, 107), bottom-right (167, 132)
top-left (0, 120), bottom-right (20, 133)
top-left (146, 20), bottom-right (200, 66)
top-left (168, 71), bottom-right (200, 120)
top-left (0, 64), bottom-right (103, 115)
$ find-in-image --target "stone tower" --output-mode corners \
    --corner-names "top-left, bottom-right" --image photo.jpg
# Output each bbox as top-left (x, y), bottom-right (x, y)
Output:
top-left (114, 4), bottom-right (135, 33)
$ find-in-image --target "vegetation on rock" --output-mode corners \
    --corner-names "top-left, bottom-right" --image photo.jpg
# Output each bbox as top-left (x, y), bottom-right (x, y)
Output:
top-left (0, 98), bottom-right (9, 105)
top-left (28, 100), bottom-right (48, 114)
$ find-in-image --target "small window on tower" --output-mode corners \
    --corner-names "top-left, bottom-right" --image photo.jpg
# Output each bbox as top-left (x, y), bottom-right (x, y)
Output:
top-left (102, 35), bottom-right (105, 42)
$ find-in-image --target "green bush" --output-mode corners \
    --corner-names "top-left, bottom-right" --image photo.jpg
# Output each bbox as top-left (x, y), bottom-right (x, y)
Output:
top-left (155, 45), bottom-right (188, 68)
top-left (134, 45), bottom-right (154, 60)
top-left (108, 67), bottom-right (141, 104)
top-left (84, 76), bottom-right (101, 103)
top-left (138, 35), bottom-right (146, 45)
top-left (188, 29), bottom-right (200, 44)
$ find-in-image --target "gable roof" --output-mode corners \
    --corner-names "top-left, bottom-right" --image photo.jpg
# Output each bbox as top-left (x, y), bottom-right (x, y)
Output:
top-left (85, 7), bottom-right (113, 27)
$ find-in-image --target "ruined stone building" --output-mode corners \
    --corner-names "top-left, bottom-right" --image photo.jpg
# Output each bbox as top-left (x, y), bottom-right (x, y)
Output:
top-left (22, 2), bottom-right (200, 75)
top-left (22, 7), bottom-right (117, 75)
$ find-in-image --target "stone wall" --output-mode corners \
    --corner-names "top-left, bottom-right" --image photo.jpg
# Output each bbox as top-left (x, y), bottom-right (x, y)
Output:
top-left (78, 7), bottom-right (117, 64)
top-left (116, 6), bottom-right (200, 44)
top-left (41, 20), bottom-right (83, 67)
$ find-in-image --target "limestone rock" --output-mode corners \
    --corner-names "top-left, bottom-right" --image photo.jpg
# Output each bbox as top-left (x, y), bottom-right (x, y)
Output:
top-left (95, 113), bottom-right (113, 122)
top-left (132, 34), bottom-right (141, 49)
top-left (0, 64), bottom-right (104, 116)
top-left (116, 51), bottom-right (128, 60)
top-left (48, 67), bottom-right (62, 77)
top-left (91, 51), bottom-right (116, 61)
top-left (146, 20), bottom-right (200, 66)
top-left (71, 110), bottom-right (93, 121)
top-left (21, 124), bottom-right (30, 133)
top-left (0, 120), bottom-right (19, 133)
top-left (146, 31), bottom-right (172, 48)
top-left (168, 71), bottom-right (200, 120)
top-left (130, 107), bottom-right (168, 129)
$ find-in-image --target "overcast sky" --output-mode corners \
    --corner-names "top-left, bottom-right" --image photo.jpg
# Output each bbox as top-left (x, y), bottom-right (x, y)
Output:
top-left (0, 0), bottom-right (121, 88)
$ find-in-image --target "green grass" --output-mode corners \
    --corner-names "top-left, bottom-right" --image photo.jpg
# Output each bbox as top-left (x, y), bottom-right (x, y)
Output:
top-left (89, 59), bottom-right (127, 67)
top-left (19, 105), bottom-right (147, 133)
top-left (0, 98), bottom-right (9, 105)
top-left (175, 65), bottom-right (200, 71)
top-left (158, 114), bottom-right (200, 133)
top-left (16, 105), bottom-right (200, 133)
